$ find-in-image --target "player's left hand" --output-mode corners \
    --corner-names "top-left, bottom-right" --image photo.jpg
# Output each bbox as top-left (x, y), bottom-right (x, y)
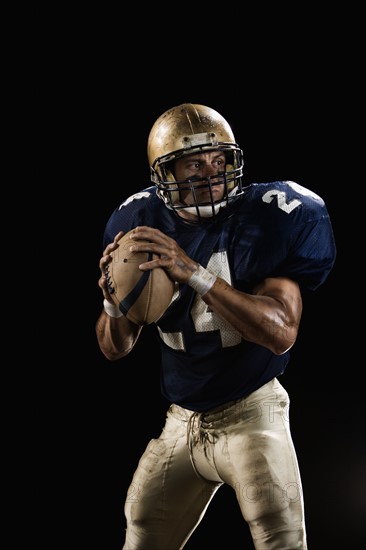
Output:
top-left (128, 226), bottom-right (198, 284)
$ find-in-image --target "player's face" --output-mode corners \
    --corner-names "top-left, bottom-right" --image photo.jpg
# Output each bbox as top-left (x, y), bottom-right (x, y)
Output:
top-left (174, 151), bottom-right (226, 208)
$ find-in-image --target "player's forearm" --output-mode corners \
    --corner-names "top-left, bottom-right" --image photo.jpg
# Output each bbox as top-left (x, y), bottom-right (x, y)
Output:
top-left (202, 278), bottom-right (300, 355)
top-left (95, 311), bottom-right (142, 360)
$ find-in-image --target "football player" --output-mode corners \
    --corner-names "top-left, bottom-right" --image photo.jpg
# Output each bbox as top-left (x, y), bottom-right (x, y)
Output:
top-left (96, 104), bottom-right (336, 549)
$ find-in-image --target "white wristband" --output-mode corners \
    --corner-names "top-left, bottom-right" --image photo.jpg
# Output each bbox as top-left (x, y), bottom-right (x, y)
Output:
top-left (188, 265), bottom-right (217, 296)
top-left (103, 298), bottom-right (123, 318)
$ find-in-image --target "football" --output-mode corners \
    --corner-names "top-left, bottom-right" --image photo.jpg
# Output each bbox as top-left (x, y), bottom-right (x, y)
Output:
top-left (105, 230), bottom-right (175, 325)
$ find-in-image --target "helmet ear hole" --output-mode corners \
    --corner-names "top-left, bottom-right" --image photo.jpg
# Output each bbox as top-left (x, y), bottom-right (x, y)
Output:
top-left (166, 169), bottom-right (176, 182)
top-left (225, 164), bottom-right (235, 192)
top-left (163, 168), bottom-right (180, 205)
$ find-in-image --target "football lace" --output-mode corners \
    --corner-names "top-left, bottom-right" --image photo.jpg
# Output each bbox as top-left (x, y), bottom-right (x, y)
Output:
top-left (104, 264), bottom-right (115, 294)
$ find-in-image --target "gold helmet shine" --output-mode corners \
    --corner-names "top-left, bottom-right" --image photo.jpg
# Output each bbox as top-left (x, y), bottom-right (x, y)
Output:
top-left (147, 103), bottom-right (244, 222)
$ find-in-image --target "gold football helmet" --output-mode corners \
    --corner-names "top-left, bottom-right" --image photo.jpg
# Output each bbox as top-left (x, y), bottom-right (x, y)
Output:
top-left (147, 103), bottom-right (244, 222)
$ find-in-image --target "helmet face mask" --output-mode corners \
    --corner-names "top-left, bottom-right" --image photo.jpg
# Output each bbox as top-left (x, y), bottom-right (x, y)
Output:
top-left (148, 104), bottom-right (245, 223)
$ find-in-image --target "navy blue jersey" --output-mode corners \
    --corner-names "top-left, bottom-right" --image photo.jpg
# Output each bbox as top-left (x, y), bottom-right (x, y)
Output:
top-left (103, 181), bottom-right (336, 412)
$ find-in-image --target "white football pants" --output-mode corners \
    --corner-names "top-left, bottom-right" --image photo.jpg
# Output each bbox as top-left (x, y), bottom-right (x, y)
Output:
top-left (123, 377), bottom-right (307, 549)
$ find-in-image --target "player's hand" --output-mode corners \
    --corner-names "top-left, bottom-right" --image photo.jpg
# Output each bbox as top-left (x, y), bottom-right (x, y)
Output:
top-left (127, 226), bottom-right (198, 284)
top-left (98, 231), bottom-right (124, 301)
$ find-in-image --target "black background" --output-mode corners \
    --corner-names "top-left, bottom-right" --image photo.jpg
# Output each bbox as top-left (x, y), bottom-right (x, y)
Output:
top-left (34, 17), bottom-right (364, 550)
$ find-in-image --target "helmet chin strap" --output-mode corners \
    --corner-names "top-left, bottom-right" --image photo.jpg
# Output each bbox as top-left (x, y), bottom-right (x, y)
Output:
top-left (182, 204), bottom-right (222, 218)
top-left (179, 189), bottom-right (238, 218)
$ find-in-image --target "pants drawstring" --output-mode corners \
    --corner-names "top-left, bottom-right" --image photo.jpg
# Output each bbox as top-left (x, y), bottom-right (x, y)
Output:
top-left (186, 411), bottom-right (216, 479)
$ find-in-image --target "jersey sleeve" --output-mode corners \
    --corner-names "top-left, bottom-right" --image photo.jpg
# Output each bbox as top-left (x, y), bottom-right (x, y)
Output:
top-left (284, 205), bottom-right (336, 292)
